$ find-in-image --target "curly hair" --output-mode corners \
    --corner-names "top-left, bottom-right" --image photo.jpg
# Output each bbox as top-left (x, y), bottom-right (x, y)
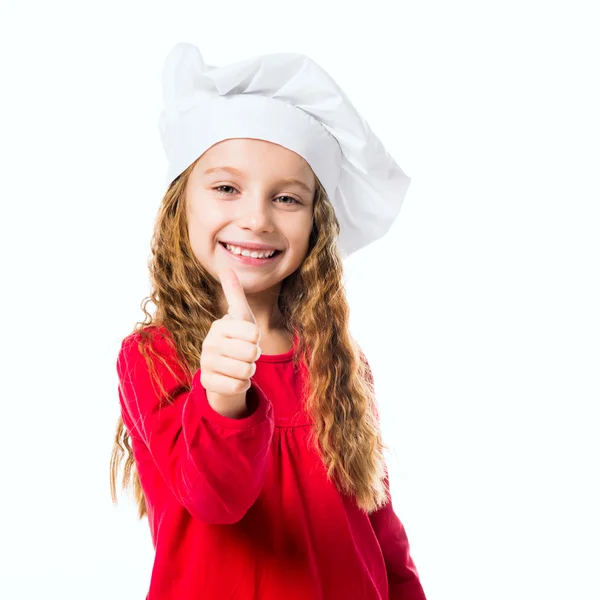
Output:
top-left (109, 157), bottom-right (389, 517)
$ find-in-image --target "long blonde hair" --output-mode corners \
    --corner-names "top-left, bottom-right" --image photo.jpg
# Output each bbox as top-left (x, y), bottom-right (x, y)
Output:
top-left (109, 158), bottom-right (389, 517)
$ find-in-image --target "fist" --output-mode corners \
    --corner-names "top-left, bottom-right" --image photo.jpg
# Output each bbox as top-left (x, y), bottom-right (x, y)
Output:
top-left (200, 268), bottom-right (262, 417)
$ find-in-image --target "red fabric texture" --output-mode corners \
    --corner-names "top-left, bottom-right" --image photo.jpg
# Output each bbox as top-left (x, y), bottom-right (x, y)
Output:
top-left (116, 325), bottom-right (427, 600)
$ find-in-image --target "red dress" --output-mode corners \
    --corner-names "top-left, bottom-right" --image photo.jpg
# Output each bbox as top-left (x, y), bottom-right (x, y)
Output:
top-left (116, 325), bottom-right (427, 600)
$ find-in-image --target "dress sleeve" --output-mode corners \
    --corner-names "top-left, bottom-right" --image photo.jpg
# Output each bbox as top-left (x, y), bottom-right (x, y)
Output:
top-left (359, 347), bottom-right (428, 600)
top-left (116, 330), bottom-right (275, 525)
top-left (369, 484), bottom-right (427, 600)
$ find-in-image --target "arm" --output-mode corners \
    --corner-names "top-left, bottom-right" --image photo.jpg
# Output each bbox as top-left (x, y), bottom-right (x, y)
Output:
top-left (369, 483), bottom-right (427, 600)
top-left (359, 347), bottom-right (427, 599)
top-left (116, 329), bottom-right (274, 525)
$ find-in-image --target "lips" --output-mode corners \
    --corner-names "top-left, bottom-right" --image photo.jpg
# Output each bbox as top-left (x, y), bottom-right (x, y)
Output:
top-left (219, 241), bottom-right (283, 265)
top-left (219, 242), bottom-right (282, 255)
top-left (219, 240), bottom-right (282, 252)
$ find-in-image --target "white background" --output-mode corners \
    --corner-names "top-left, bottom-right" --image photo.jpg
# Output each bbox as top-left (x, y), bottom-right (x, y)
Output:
top-left (1, 1), bottom-right (598, 599)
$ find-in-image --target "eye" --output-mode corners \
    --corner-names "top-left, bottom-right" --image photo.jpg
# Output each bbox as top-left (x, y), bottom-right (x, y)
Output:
top-left (214, 185), bottom-right (237, 195)
top-left (274, 195), bottom-right (301, 205)
top-left (213, 186), bottom-right (301, 205)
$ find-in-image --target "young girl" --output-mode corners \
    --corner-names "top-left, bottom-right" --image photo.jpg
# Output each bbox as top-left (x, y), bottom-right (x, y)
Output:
top-left (110, 43), bottom-right (427, 600)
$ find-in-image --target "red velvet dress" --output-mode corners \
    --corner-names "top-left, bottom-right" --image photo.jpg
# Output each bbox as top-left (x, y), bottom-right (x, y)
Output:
top-left (116, 325), bottom-right (427, 599)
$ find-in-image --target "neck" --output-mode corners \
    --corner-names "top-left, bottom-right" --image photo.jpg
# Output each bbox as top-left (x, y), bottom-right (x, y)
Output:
top-left (218, 283), bottom-right (286, 335)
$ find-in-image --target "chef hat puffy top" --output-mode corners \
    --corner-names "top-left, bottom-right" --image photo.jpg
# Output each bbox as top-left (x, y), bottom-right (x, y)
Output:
top-left (158, 42), bottom-right (411, 258)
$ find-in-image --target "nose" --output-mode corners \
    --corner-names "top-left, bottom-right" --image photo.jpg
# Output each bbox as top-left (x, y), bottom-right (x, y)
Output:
top-left (236, 195), bottom-right (275, 233)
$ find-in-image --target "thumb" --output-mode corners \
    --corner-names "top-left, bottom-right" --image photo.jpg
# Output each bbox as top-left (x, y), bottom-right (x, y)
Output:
top-left (219, 268), bottom-right (256, 324)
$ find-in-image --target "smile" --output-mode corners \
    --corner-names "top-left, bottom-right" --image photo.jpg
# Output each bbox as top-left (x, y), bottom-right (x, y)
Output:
top-left (219, 242), bottom-right (283, 266)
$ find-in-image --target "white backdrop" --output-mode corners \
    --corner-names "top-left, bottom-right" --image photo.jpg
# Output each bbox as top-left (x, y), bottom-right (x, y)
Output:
top-left (1, 1), bottom-right (598, 599)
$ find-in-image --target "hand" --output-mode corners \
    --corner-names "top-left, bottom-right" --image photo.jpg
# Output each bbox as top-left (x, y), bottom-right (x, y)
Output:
top-left (200, 268), bottom-right (262, 418)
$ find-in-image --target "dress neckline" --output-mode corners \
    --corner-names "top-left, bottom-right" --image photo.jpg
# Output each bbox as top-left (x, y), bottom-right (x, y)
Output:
top-left (257, 331), bottom-right (297, 363)
top-left (152, 323), bottom-right (297, 364)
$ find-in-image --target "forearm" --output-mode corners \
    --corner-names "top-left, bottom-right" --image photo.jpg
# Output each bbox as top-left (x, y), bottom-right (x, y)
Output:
top-left (117, 335), bottom-right (275, 525)
top-left (177, 373), bottom-right (274, 523)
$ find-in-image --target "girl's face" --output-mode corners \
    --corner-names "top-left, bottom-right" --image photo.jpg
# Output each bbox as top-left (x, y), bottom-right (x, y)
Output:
top-left (185, 138), bottom-right (316, 296)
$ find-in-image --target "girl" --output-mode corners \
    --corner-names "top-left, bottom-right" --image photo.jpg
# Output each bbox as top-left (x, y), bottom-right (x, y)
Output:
top-left (110, 43), bottom-right (427, 600)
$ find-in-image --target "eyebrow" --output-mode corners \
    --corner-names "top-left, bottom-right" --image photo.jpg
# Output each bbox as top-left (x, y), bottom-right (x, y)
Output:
top-left (203, 166), bottom-right (314, 195)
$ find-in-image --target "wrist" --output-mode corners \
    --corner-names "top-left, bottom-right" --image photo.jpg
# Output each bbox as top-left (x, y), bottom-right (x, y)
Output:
top-left (206, 390), bottom-right (249, 419)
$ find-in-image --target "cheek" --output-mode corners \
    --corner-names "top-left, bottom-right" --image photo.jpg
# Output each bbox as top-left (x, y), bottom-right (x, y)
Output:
top-left (285, 221), bottom-right (313, 261)
top-left (187, 208), bottom-right (224, 251)
top-left (291, 216), bottom-right (313, 248)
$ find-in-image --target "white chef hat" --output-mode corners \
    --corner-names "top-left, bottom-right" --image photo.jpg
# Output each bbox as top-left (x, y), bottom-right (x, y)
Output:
top-left (158, 42), bottom-right (411, 259)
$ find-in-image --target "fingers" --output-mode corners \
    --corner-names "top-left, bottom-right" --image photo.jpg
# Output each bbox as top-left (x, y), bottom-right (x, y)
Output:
top-left (200, 370), bottom-right (252, 397)
top-left (219, 268), bottom-right (256, 324)
top-left (203, 353), bottom-right (257, 381)
top-left (215, 316), bottom-right (261, 345)
top-left (217, 336), bottom-right (262, 363)
top-left (199, 268), bottom-right (262, 403)
top-left (200, 329), bottom-right (261, 381)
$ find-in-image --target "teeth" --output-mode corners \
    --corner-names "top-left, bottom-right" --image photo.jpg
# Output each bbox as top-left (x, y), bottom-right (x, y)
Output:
top-left (224, 244), bottom-right (276, 259)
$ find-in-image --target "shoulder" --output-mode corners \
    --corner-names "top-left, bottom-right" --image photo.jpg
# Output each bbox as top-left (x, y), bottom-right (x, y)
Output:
top-left (119, 323), bottom-right (171, 354)
top-left (117, 324), bottom-right (185, 380)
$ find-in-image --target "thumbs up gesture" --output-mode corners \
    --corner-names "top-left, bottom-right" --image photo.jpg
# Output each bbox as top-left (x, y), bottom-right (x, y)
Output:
top-left (200, 268), bottom-right (262, 418)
